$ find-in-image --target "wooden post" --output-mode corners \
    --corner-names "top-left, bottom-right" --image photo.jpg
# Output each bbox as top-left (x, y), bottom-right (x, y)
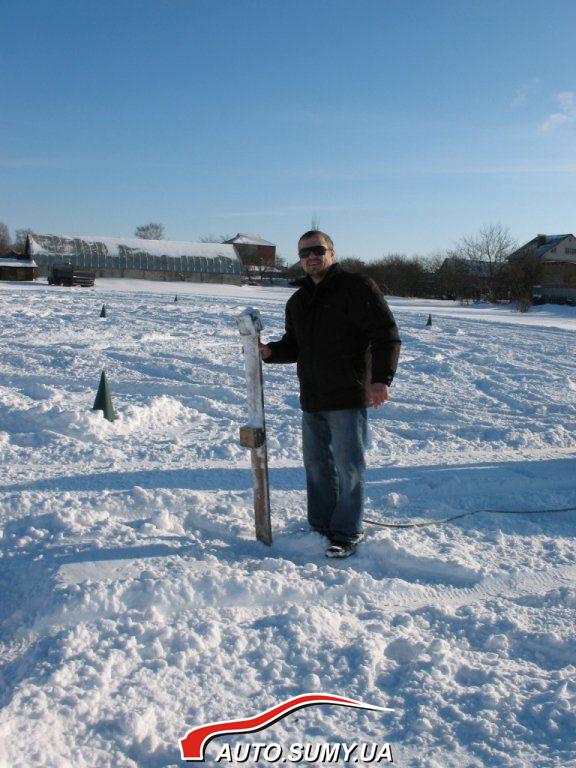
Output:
top-left (236, 308), bottom-right (273, 545)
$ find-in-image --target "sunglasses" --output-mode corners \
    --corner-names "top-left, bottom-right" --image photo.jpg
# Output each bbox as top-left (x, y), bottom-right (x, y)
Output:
top-left (298, 245), bottom-right (329, 259)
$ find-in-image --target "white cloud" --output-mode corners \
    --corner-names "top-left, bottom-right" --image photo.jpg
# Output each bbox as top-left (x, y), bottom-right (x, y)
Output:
top-left (539, 90), bottom-right (576, 132)
top-left (556, 91), bottom-right (575, 112)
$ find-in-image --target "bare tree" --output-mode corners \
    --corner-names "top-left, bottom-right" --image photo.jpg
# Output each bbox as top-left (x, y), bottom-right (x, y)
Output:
top-left (198, 233), bottom-right (233, 243)
top-left (15, 228), bottom-right (35, 251)
top-left (339, 257), bottom-right (366, 273)
top-left (426, 252), bottom-right (446, 274)
top-left (452, 223), bottom-right (517, 299)
top-left (503, 255), bottom-right (543, 311)
top-left (365, 254), bottom-right (428, 297)
top-left (0, 222), bottom-right (10, 254)
top-left (455, 222), bottom-right (516, 264)
top-left (437, 255), bottom-right (479, 302)
top-left (135, 222), bottom-right (164, 240)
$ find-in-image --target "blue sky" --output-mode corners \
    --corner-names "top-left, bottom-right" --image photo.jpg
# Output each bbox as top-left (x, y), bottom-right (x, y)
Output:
top-left (1, 0), bottom-right (575, 262)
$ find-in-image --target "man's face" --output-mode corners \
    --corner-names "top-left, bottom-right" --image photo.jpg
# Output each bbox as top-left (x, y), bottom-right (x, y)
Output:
top-left (298, 234), bottom-right (335, 280)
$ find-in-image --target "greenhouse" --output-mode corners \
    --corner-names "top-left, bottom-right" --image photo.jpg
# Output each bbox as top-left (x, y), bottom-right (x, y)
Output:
top-left (27, 234), bottom-right (246, 282)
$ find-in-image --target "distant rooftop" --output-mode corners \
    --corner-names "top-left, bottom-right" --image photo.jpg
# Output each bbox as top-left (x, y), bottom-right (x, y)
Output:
top-left (26, 233), bottom-right (246, 275)
top-left (0, 257), bottom-right (37, 268)
top-left (225, 233), bottom-right (275, 246)
top-left (28, 233), bottom-right (242, 261)
top-left (509, 233), bottom-right (574, 260)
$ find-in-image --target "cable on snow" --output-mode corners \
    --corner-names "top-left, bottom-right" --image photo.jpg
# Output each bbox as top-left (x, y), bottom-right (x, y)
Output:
top-left (364, 506), bottom-right (576, 529)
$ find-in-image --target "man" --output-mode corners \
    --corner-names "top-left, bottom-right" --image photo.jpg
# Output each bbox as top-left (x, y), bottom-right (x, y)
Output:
top-left (260, 230), bottom-right (401, 558)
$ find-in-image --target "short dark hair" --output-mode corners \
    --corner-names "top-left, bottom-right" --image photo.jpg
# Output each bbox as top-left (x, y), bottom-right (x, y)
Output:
top-left (298, 230), bottom-right (334, 250)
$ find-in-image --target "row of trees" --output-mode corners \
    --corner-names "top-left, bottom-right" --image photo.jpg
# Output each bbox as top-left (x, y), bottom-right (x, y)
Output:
top-left (0, 221), bottom-right (236, 252)
top-left (282, 223), bottom-right (539, 307)
top-left (0, 223), bottom-right (36, 254)
top-left (0, 219), bottom-right (541, 306)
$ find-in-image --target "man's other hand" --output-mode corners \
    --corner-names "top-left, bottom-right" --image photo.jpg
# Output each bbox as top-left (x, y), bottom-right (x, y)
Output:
top-left (259, 342), bottom-right (272, 360)
top-left (369, 382), bottom-right (389, 409)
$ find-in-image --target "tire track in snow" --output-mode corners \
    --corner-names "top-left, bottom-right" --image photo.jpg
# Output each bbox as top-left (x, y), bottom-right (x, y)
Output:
top-left (52, 554), bottom-right (576, 621)
top-left (360, 563), bottom-right (576, 616)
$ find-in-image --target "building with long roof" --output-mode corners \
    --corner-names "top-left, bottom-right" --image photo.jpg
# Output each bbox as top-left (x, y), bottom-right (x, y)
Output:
top-left (27, 233), bottom-right (249, 283)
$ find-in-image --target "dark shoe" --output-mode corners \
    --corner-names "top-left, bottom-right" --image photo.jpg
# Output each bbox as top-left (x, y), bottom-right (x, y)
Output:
top-left (325, 541), bottom-right (357, 559)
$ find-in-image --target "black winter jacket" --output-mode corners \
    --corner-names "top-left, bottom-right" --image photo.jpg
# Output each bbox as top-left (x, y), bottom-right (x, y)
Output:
top-left (264, 264), bottom-right (401, 412)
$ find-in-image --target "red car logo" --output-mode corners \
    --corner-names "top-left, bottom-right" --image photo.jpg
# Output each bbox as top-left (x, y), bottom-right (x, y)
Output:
top-left (180, 693), bottom-right (393, 762)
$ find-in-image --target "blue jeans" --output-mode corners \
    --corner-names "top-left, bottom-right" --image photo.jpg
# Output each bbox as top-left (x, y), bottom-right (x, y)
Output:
top-left (302, 408), bottom-right (368, 543)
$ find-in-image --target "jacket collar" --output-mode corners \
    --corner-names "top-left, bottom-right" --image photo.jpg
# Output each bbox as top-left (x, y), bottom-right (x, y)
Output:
top-left (291, 263), bottom-right (342, 291)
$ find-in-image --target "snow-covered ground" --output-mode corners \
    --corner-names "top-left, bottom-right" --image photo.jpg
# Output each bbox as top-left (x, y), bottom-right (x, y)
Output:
top-left (0, 277), bottom-right (575, 768)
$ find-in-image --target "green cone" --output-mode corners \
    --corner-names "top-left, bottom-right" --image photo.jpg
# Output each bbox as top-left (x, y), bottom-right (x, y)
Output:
top-left (92, 369), bottom-right (117, 422)
top-left (100, 304), bottom-right (107, 318)
top-left (426, 314), bottom-right (432, 327)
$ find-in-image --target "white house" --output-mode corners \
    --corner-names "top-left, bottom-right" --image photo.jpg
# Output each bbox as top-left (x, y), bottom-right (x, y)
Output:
top-left (507, 234), bottom-right (576, 302)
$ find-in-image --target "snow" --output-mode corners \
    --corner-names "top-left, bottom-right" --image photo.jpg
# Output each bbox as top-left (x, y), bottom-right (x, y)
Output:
top-left (237, 308), bottom-right (266, 431)
top-left (387, 296), bottom-right (576, 331)
top-left (28, 234), bottom-right (241, 262)
top-left (0, 258), bottom-right (37, 267)
top-left (227, 234), bottom-right (276, 246)
top-left (0, 278), bottom-right (575, 767)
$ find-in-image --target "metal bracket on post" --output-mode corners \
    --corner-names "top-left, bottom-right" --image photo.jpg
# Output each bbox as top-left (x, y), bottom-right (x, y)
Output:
top-left (236, 308), bottom-right (273, 546)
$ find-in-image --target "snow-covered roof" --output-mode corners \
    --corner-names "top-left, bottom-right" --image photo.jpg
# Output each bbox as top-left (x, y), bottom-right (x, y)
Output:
top-left (28, 234), bottom-right (242, 262)
top-left (225, 233), bottom-right (275, 246)
top-left (0, 257), bottom-right (37, 268)
top-left (508, 234), bottom-right (574, 261)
